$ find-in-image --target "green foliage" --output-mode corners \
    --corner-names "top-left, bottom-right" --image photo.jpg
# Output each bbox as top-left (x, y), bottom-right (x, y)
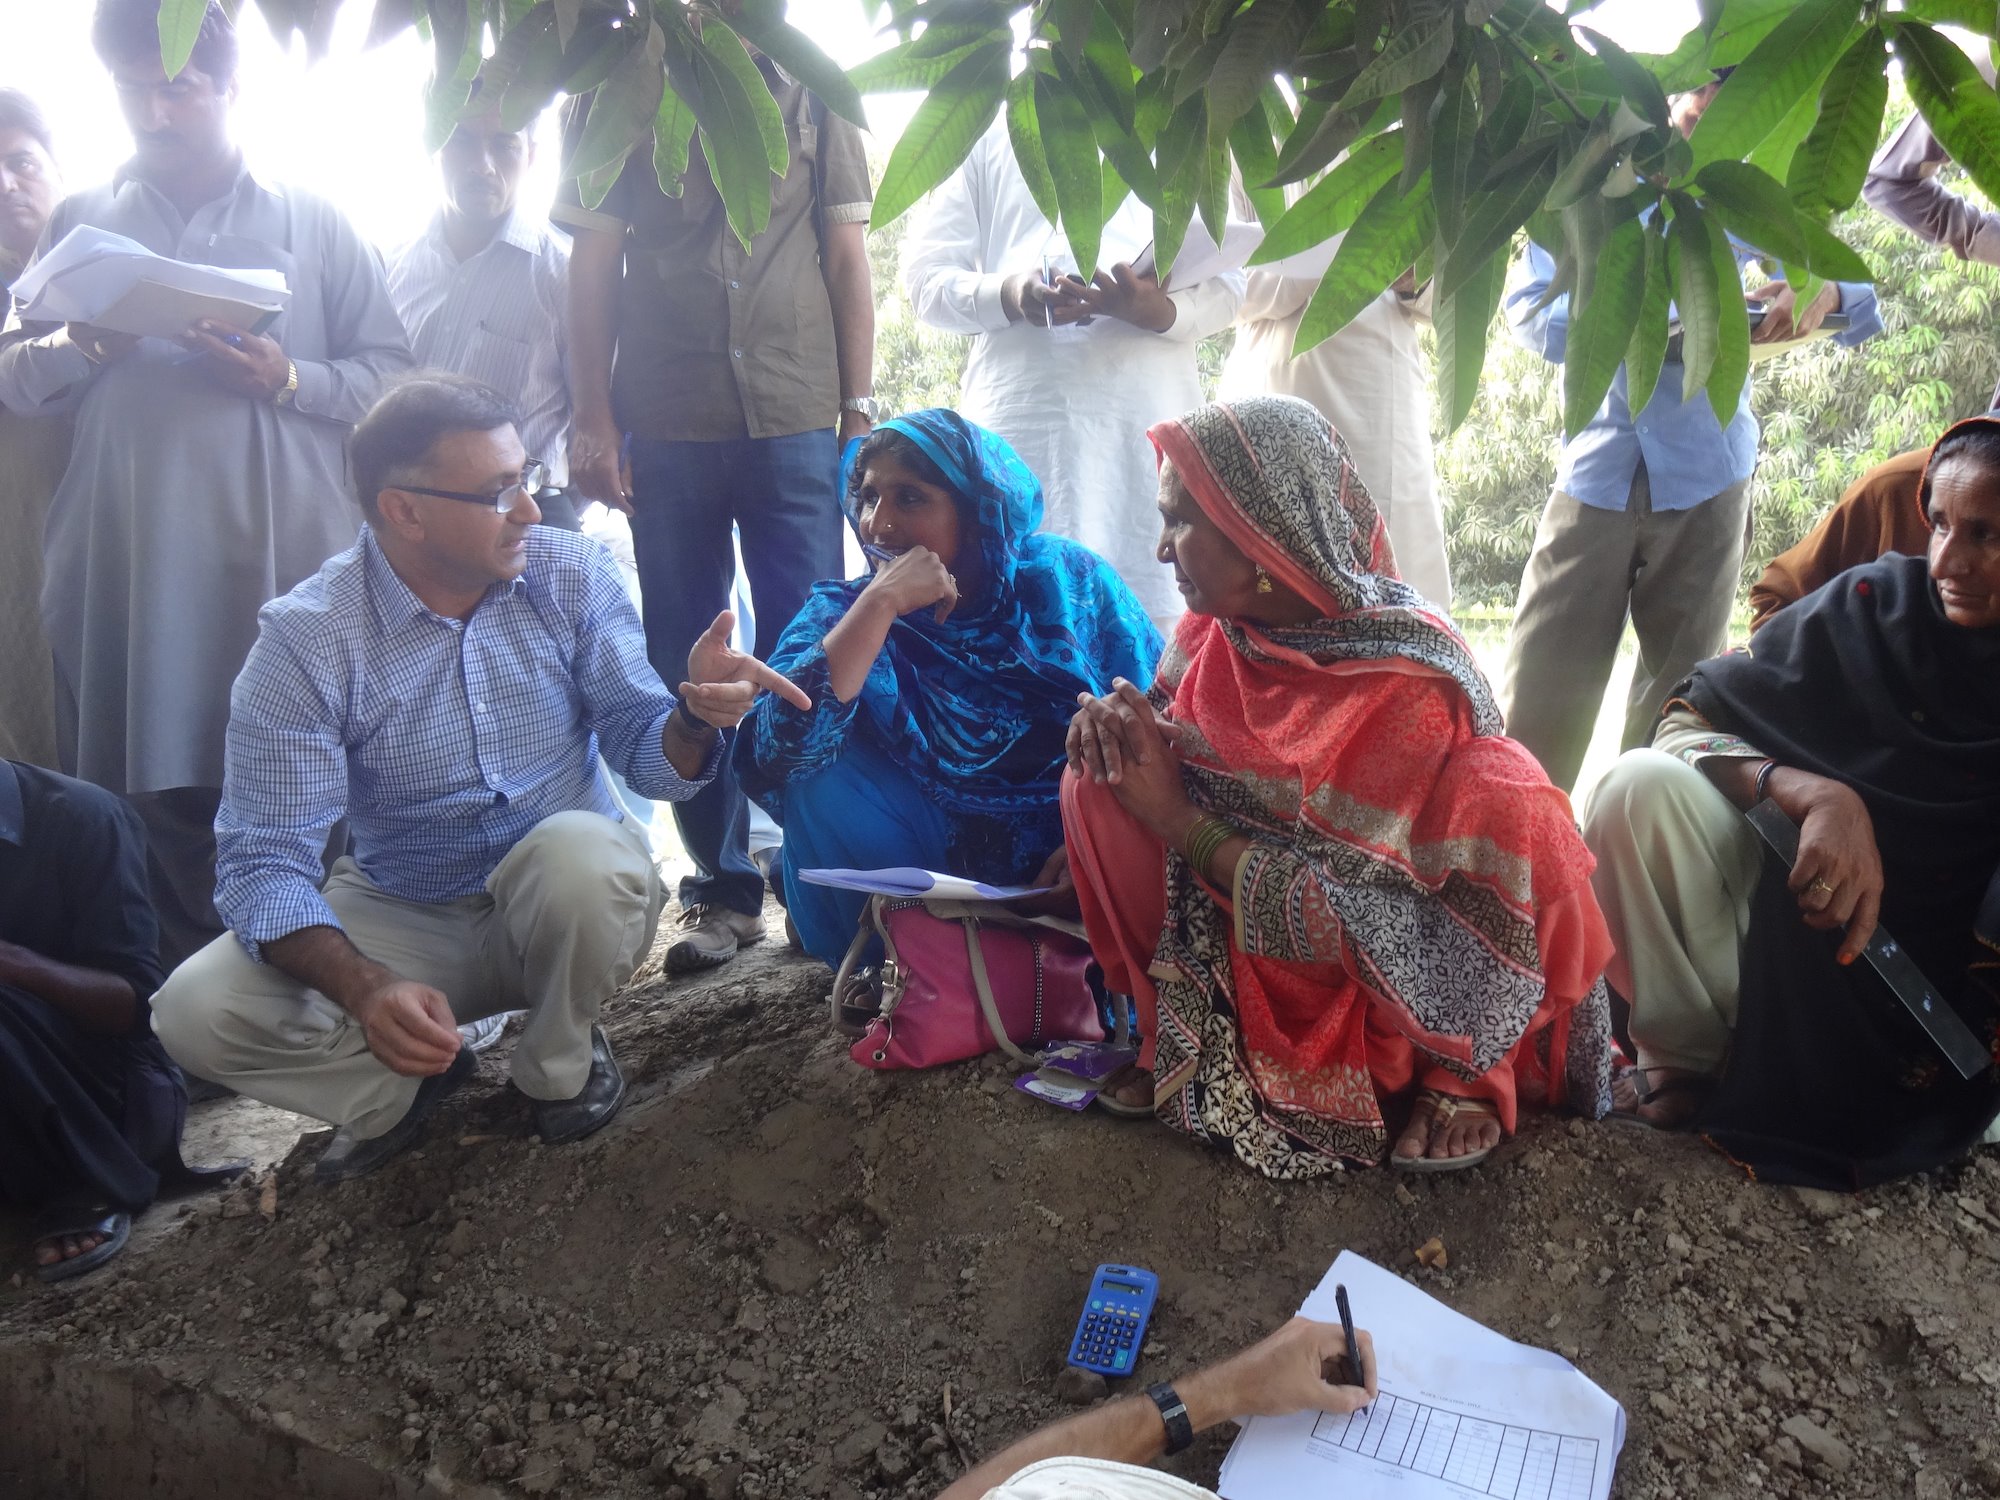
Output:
top-left (1434, 99), bottom-right (2000, 609)
top-left (193, 0), bottom-right (2000, 441)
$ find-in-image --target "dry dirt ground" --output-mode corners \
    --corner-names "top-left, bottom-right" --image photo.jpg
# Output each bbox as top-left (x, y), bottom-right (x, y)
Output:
top-left (6, 908), bottom-right (2000, 1500)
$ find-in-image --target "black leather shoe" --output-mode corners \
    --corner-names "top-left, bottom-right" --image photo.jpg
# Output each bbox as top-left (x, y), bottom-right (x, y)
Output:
top-left (531, 1026), bottom-right (625, 1144)
top-left (314, 1046), bottom-right (477, 1185)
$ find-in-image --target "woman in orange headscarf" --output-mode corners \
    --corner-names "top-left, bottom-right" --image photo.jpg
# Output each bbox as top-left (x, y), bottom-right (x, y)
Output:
top-left (1060, 396), bottom-right (1615, 1178)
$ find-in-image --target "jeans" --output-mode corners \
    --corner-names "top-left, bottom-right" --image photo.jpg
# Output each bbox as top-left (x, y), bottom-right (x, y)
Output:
top-left (627, 429), bottom-right (843, 915)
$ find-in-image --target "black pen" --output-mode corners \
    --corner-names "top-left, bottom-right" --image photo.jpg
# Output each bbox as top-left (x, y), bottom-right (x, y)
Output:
top-left (1335, 1283), bottom-right (1366, 1415)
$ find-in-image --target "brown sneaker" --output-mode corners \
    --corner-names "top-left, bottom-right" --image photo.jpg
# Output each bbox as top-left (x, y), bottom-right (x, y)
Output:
top-left (665, 904), bottom-right (767, 973)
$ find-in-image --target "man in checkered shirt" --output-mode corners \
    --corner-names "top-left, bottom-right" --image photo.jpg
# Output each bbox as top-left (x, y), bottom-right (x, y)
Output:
top-left (152, 375), bottom-right (809, 1183)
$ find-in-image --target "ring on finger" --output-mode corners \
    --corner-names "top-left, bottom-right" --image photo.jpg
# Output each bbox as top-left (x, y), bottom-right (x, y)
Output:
top-left (1807, 876), bottom-right (1835, 897)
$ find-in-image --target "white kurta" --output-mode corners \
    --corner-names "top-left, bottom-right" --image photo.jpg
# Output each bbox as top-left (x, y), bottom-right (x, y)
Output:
top-left (1219, 271), bottom-right (1453, 610)
top-left (902, 124), bottom-right (1246, 630)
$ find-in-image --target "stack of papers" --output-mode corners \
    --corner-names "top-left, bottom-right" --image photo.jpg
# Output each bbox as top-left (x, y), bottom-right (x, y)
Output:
top-left (1219, 1252), bottom-right (1625, 1500)
top-left (796, 867), bottom-right (1053, 902)
top-left (10, 225), bottom-right (289, 339)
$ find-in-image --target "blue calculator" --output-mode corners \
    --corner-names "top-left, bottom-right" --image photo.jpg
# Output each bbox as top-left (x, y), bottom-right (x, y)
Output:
top-left (1066, 1263), bottom-right (1159, 1377)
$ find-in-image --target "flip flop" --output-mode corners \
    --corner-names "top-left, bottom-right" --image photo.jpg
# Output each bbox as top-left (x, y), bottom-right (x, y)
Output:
top-left (1093, 1063), bottom-right (1156, 1120)
top-left (30, 1202), bottom-right (132, 1284)
top-left (1606, 1065), bottom-right (1712, 1133)
top-left (1389, 1090), bottom-right (1502, 1174)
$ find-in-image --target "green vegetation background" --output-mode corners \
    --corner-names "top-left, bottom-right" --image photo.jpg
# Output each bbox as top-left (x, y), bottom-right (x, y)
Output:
top-left (863, 92), bottom-right (1998, 613)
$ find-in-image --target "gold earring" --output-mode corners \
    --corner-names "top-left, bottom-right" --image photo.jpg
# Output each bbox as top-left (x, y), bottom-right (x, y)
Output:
top-left (1255, 568), bottom-right (1274, 594)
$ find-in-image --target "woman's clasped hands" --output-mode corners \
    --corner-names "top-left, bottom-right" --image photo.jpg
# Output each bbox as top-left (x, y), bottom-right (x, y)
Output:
top-left (862, 544), bottom-right (960, 624)
top-left (1067, 678), bottom-right (1191, 833)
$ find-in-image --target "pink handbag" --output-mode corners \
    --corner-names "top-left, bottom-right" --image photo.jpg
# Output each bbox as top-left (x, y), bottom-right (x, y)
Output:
top-left (831, 897), bottom-right (1105, 1070)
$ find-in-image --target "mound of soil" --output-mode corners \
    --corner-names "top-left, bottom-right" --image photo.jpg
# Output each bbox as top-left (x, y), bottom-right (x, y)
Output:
top-left (6, 922), bottom-right (2000, 1499)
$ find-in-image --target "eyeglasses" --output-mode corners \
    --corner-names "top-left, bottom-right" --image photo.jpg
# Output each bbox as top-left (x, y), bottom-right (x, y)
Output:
top-left (396, 459), bottom-right (547, 517)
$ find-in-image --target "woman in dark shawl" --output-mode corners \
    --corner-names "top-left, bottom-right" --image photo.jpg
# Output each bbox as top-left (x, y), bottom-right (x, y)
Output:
top-left (737, 409), bottom-right (1161, 968)
top-left (1584, 414), bottom-right (2000, 1189)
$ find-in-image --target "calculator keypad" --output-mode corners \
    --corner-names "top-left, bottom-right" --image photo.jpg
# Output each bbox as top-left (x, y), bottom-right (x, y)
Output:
top-left (1072, 1302), bottom-right (1144, 1372)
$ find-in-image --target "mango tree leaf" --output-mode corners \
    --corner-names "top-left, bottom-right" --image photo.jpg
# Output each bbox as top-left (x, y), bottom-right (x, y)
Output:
top-left (1294, 172), bottom-right (1437, 355)
top-left (1430, 62), bottom-right (1476, 245)
top-left (1890, 19), bottom-right (2000, 208)
top-left (870, 39), bottom-right (1010, 229)
top-left (423, 0), bottom-right (484, 152)
top-left (848, 32), bottom-right (988, 93)
top-left (1151, 92), bottom-right (1204, 278)
top-left (1067, 47), bottom-right (1162, 210)
top-left (1624, 214), bottom-right (1671, 413)
top-left (1696, 161), bottom-right (1871, 279)
top-left (1563, 215), bottom-right (1645, 437)
top-left (159, 0), bottom-right (213, 78)
top-left (701, 22), bottom-right (788, 178)
top-left (1081, 3), bottom-right (1140, 136)
top-left (554, 0), bottom-right (583, 49)
top-left (1688, 0), bottom-right (1856, 168)
top-left (1667, 195), bottom-right (1723, 402)
top-left (1786, 29), bottom-right (1888, 218)
top-left (1037, 67), bottom-right (1108, 277)
top-left (1577, 27), bottom-right (1669, 131)
top-left (1267, 96), bottom-right (1394, 186)
top-left (1701, 201), bottom-right (1751, 421)
top-left (1744, 68), bottom-right (1833, 186)
top-left (1247, 130), bottom-right (1403, 265)
top-left (482, 2), bottom-right (563, 131)
top-left (1205, 0), bottom-right (1320, 137)
top-left (729, 16), bottom-right (867, 127)
top-left (1005, 68), bottom-right (1061, 228)
top-left (1341, 10), bottom-right (1455, 108)
top-left (1197, 125), bottom-right (1231, 250)
top-left (1228, 86), bottom-right (1291, 229)
top-left (675, 26), bottom-right (780, 247)
top-left (653, 83), bottom-right (698, 199)
top-left (568, 19), bottom-right (664, 178)
top-left (1399, 71), bottom-right (1443, 194)
top-left (1434, 247), bottom-right (1506, 430)
top-left (1437, 138), bottom-right (1558, 305)
top-left (1899, 0), bottom-right (2000, 36)
top-left (1548, 110), bottom-right (1625, 210)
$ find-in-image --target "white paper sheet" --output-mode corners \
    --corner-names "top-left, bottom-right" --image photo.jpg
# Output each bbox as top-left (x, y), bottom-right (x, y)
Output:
top-left (796, 866), bottom-right (1053, 902)
top-left (1218, 1252), bottom-right (1624, 1500)
top-left (10, 224), bottom-right (289, 337)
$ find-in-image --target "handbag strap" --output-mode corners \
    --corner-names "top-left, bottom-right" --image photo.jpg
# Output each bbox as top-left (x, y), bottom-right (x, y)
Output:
top-left (960, 917), bottom-right (1040, 1067)
top-left (829, 895), bottom-right (902, 1036)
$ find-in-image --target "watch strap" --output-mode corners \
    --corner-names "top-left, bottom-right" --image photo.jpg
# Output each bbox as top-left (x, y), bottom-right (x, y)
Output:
top-left (1146, 1382), bottom-right (1194, 1456)
top-left (273, 359), bottom-right (300, 407)
top-left (840, 395), bottom-right (880, 422)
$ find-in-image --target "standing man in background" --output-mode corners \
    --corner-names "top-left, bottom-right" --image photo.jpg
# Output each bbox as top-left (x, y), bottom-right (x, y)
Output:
top-left (386, 79), bottom-right (581, 533)
top-left (0, 1), bottom-right (411, 966)
top-left (1220, 232), bottom-right (1451, 609)
top-left (1498, 74), bottom-right (1879, 796)
top-left (558, 48), bottom-right (875, 974)
top-left (0, 89), bottom-right (67, 769)
top-left (902, 120), bottom-right (1247, 633)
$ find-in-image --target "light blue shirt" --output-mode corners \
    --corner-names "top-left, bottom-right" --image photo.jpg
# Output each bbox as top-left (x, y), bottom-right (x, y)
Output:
top-left (1506, 239), bottom-right (1881, 511)
top-left (216, 527), bottom-right (717, 959)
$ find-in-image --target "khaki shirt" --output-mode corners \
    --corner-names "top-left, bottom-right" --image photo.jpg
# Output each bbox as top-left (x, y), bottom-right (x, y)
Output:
top-left (554, 62), bottom-right (871, 442)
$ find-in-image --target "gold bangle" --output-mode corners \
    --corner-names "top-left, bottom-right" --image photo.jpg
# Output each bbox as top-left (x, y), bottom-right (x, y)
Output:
top-left (1183, 814), bottom-right (1235, 877)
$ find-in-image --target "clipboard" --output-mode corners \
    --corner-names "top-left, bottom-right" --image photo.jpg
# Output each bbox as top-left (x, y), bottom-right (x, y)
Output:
top-left (1744, 798), bottom-right (1990, 1080)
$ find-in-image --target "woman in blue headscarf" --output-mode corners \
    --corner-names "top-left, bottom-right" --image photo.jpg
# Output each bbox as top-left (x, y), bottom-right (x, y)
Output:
top-left (737, 409), bottom-right (1163, 968)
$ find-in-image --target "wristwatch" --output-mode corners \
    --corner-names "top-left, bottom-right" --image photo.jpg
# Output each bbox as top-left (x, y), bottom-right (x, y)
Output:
top-left (840, 395), bottom-right (880, 423)
top-left (272, 359), bottom-right (300, 407)
top-left (1146, 1382), bottom-right (1194, 1455)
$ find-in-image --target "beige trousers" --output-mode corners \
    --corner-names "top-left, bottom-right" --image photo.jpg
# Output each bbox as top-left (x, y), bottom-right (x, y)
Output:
top-left (1499, 467), bottom-right (1752, 794)
top-left (1581, 749), bottom-right (1762, 1074)
top-left (153, 811), bottom-right (663, 1141)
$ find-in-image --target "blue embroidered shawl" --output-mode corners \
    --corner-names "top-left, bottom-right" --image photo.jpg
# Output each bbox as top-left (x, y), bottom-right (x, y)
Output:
top-left (738, 410), bottom-right (1163, 879)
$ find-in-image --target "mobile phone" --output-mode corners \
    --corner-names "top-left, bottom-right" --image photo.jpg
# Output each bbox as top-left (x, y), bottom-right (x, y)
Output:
top-left (1066, 1263), bottom-right (1159, 1377)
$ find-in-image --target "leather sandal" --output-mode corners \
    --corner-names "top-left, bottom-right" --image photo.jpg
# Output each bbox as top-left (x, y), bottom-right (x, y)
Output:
top-left (1389, 1090), bottom-right (1502, 1173)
